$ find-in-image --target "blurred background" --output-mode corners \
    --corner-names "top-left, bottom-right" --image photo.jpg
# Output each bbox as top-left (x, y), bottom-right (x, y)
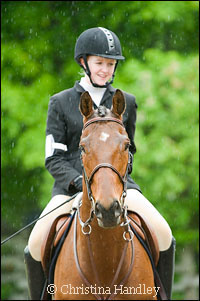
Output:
top-left (1, 1), bottom-right (199, 300)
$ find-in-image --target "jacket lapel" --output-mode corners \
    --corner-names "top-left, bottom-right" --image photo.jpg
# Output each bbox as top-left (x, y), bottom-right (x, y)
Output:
top-left (100, 85), bottom-right (116, 106)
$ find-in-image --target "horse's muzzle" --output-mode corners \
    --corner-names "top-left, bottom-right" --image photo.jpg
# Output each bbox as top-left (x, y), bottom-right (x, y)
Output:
top-left (95, 200), bottom-right (122, 228)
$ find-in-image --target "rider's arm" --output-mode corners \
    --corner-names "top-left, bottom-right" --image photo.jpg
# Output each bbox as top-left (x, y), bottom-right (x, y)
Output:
top-left (45, 96), bottom-right (80, 192)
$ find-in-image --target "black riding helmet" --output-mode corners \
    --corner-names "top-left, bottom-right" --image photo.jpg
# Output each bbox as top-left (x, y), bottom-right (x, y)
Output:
top-left (74, 27), bottom-right (125, 88)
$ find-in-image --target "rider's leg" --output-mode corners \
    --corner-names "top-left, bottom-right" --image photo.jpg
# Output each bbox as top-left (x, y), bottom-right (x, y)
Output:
top-left (28, 194), bottom-right (74, 261)
top-left (25, 193), bottom-right (80, 300)
top-left (125, 189), bottom-right (175, 299)
top-left (125, 189), bottom-right (172, 251)
top-left (24, 245), bottom-right (46, 300)
top-left (157, 236), bottom-right (176, 300)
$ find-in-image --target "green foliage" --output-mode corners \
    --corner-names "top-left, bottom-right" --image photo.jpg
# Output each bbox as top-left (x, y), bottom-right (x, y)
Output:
top-left (1, 0), bottom-right (199, 268)
top-left (115, 49), bottom-right (199, 252)
top-left (1, 283), bottom-right (17, 300)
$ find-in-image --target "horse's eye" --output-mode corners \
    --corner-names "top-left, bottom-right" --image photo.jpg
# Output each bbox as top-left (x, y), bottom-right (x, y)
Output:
top-left (125, 143), bottom-right (130, 151)
top-left (79, 145), bottom-right (85, 153)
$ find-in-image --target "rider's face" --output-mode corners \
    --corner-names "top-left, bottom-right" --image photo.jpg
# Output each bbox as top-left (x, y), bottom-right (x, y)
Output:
top-left (80, 56), bottom-right (116, 86)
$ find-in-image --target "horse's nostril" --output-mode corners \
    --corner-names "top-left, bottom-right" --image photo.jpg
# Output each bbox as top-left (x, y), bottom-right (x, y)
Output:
top-left (95, 202), bottom-right (103, 219)
top-left (114, 200), bottom-right (120, 209)
top-left (95, 200), bottom-right (122, 223)
top-left (113, 200), bottom-right (121, 218)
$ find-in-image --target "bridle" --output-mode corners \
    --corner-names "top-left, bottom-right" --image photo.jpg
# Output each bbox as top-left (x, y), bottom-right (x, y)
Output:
top-left (78, 116), bottom-right (133, 239)
top-left (80, 117), bottom-right (130, 211)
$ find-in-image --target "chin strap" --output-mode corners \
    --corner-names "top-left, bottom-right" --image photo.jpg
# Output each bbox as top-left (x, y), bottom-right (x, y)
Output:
top-left (81, 54), bottom-right (118, 88)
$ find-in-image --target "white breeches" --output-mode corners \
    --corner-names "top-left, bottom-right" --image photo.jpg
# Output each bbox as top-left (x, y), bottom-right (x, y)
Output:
top-left (28, 189), bottom-right (172, 261)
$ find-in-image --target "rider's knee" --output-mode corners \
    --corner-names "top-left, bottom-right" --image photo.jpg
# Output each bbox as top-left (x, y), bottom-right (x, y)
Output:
top-left (28, 233), bottom-right (42, 261)
top-left (156, 220), bottom-right (173, 251)
top-left (125, 189), bottom-right (173, 252)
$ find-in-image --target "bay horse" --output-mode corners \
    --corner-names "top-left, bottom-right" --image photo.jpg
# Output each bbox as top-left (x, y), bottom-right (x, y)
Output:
top-left (53, 90), bottom-right (158, 300)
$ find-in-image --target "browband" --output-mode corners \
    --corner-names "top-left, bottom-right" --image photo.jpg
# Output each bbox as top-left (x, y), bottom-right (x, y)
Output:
top-left (83, 117), bottom-right (124, 130)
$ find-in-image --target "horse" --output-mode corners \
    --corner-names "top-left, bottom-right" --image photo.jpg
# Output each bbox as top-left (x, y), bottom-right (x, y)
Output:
top-left (53, 89), bottom-right (158, 300)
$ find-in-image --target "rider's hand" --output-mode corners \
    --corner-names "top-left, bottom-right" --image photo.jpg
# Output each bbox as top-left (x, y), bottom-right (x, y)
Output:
top-left (72, 175), bottom-right (83, 191)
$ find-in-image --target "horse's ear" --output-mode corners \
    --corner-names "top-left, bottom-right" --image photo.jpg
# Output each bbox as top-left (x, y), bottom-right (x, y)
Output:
top-left (80, 91), bottom-right (94, 118)
top-left (111, 89), bottom-right (126, 118)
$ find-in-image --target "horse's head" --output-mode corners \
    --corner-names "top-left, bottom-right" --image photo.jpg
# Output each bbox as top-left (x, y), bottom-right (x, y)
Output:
top-left (79, 89), bottom-right (130, 229)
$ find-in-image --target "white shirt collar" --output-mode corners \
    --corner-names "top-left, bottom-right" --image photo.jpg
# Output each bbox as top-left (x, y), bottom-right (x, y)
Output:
top-left (79, 77), bottom-right (106, 107)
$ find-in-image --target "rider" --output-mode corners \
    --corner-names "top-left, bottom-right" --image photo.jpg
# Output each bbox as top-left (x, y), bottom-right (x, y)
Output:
top-left (24, 27), bottom-right (175, 300)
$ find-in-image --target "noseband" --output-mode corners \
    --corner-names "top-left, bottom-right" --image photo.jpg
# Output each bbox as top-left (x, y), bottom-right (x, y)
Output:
top-left (80, 117), bottom-right (130, 208)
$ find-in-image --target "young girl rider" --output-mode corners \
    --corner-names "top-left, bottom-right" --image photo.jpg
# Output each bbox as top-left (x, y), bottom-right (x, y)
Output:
top-left (24, 27), bottom-right (175, 300)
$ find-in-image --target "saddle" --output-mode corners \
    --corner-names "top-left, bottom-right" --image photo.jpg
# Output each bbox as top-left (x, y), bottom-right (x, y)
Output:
top-left (41, 213), bottom-right (72, 277)
top-left (128, 211), bottom-right (160, 266)
top-left (41, 209), bottom-right (159, 282)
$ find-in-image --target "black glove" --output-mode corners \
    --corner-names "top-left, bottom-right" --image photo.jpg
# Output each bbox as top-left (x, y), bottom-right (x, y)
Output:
top-left (73, 175), bottom-right (83, 191)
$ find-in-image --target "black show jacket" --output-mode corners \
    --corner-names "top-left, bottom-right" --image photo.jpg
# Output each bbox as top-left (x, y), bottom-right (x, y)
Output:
top-left (45, 81), bottom-right (141, 197)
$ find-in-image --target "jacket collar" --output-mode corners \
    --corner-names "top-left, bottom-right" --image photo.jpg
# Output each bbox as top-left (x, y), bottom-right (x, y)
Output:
top-left (74, 81), bottom-right (85, 93)
top-left (100, 84), bottom-right (116, 105)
